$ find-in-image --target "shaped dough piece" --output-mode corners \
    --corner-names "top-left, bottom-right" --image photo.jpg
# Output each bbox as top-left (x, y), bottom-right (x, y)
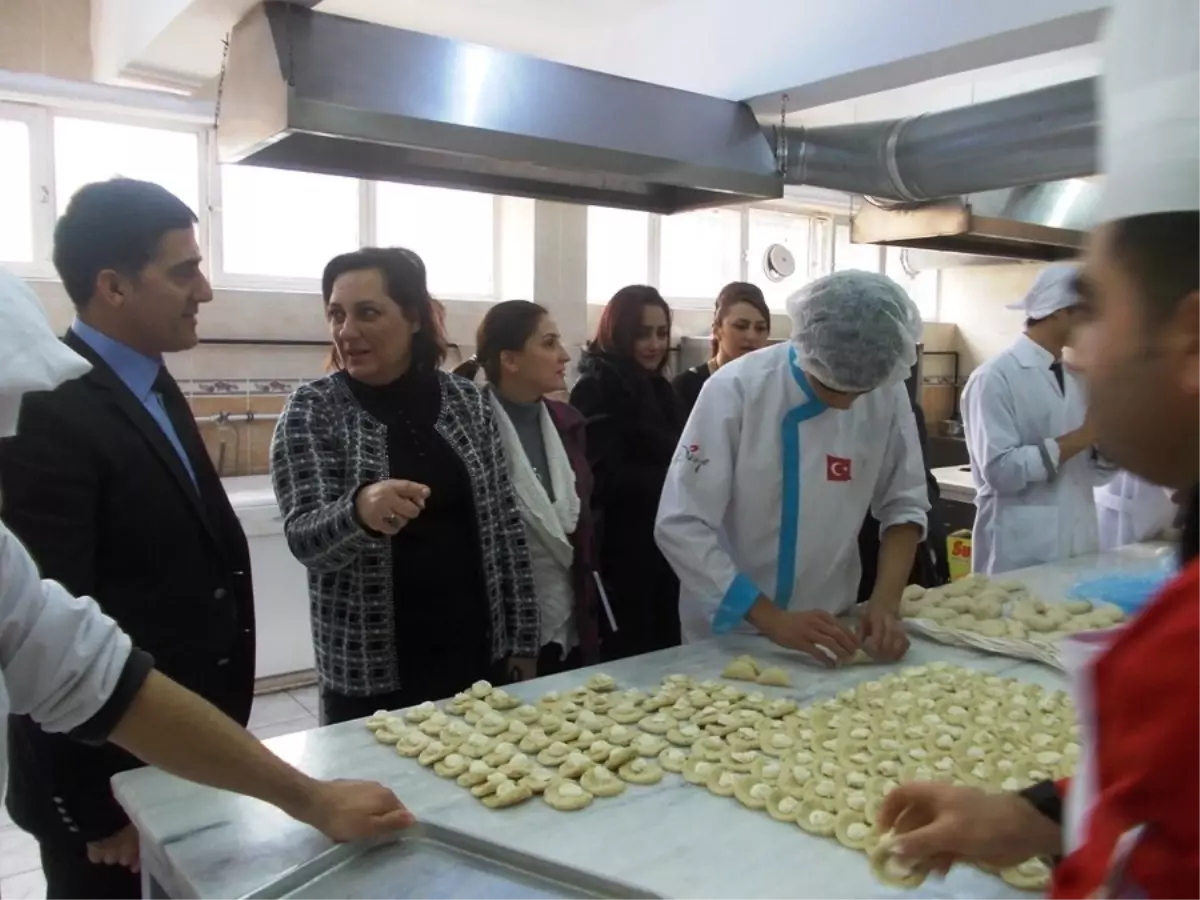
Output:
top-left (604, 746), bottom-right (639, 772)
top-left (901, 584), bottom-right (926, 602)
top-left (536, 741), bottom-right (573, 767)
top-left (456, 760), bottom-right (495, 787)
top-left (666, 723), bottom-right (703, 746)
top-left (765, 788), bottom-right (803, 823)
top-left (601, 724), bottom-right (636, 746)
top-left (580, 765), bottom-right (626, 797)
top-left (486, 689), bottom-right (520, 711)
top-left (1000, 858), bottom-right (1052, 891)
top-left (460, 732), bottom-right (498, 759)
top-left (632, 733), bottom-right (668, 757)
top-left (586, 672), bottom-right (617, 692)
top-left (482, 777), bottom-right (533, 809)
top-left (483, 741), bottom-right (519, 767)
top-left (364, 710), bottom-right (391, 731)
top-left (796, 804), bottom-right (837, 836)
top-left (395, 731), bottom-right (431, 757)
top-left (511, 704), bottom-right (542, 724)
top-left (755, 666), bottom-right (791, 687)
top-left (706, 767), bottom-right (740, 797)
top-left (869, 830), bottom-right (926, 888)
top-left (433, 752), bottom-right (469, 778)
top-left (543, 779), bottom-right (593, 811)
top-left (682, 758), bottom-right (720, 785)
top-left (636, 712), bottom-right (674, 735)
top-left (499, 753), bottom-right (535, 779)
top-left (418, 740), bottom-right (452, 766)
top-left (619, 757), bottom-right (664, 785)
top-left (733, 777), bottom-right (774, 810)
top-left (608, 703), bottom-right (647, 726)
top-left (973, 619), bottom-right (1008, 638)
top-left (835, 810), bottom-right (874, 850)
top-left (404, 700), bottom-right (439, 723)
top-left (558, 751), bottom-right (594, 780)
top-left (374, 727), bottom-right (406, 746)
top-left (763, 698), bottom-right (797, 719)
top-left (518, 728), bottom-right (552, 754)
top-left (419, 712), bottom-right (452, 736)
top-left (519, 767), bottom-right (555, 795)
top-left (658, 746), bottom-right (690, 773)
top-left (722, 657), bottom-right (760, 681)
top-left (470, 771), bottom-right (511, 798)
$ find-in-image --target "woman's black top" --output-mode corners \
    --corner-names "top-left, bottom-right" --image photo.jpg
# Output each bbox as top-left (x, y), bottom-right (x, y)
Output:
top-left (671, 363), bottom-right (713, 418)
top-left (340, 369), bottom-right (492, 692)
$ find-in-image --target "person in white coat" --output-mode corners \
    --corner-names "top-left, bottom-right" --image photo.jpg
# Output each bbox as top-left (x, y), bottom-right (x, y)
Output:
top-left (1094, 471), bottom-right (1178, 550)
top-left (0, 268), bottom-right (413, 863)
top-left (961, 264), bottom-right (1115, 574)
top-left (655, 271), bottom-right (929, 665)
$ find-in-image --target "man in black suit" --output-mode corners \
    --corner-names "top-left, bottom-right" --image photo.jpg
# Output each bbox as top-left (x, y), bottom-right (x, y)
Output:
top-left (0, 178), bottom-right (255, 899)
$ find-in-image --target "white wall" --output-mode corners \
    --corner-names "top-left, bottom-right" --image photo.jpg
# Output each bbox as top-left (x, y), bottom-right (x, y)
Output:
top-left (938, 264), bottom-right (1048, 373)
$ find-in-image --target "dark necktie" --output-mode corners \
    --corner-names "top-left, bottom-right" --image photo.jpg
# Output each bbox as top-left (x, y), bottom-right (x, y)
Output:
top-left (152, 368), bottom-right (210, 480)
top-left (1049, 361), bottom-right (1065, 395)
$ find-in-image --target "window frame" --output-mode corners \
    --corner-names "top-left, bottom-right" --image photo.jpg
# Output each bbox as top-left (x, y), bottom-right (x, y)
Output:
top-left (0, 102), bottom-right (54, 278)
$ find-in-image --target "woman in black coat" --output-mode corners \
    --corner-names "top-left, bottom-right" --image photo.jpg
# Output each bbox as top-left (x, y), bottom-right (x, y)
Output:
top-left (570, 285), bottom-right (684, 660)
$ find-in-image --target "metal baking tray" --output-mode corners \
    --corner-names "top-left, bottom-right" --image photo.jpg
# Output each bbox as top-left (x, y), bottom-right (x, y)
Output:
top-left (240, 823), bottom-right (655, 899)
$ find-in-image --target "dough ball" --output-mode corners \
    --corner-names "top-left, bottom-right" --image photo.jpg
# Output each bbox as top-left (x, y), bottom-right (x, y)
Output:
top-left (900, 584), bottom-right (926, 602)
top-left (722, 657), bottom-right (759, 681)
top-left (973, 619), bottom-right (1008, 638)
top-left (970, 597), bottom-right (1004, 619)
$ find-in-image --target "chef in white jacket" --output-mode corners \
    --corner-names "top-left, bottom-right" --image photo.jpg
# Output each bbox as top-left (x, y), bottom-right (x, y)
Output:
top-left (961, 263), bottom-right (1115, 574)
top-left (1095, 471), bottom-right (1178, 550)
top-left (655, 271), bottom-right (929, 665)
top-left (0, 267), bottom-right (412, 854)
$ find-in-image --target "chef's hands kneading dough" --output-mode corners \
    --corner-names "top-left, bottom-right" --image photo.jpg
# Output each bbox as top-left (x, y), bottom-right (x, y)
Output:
top-left (857, 596), bottom-right (910, 662)
top-left (875, 782), bottom-right (1061, 877)
top-left (749, 605), bottom-right (860, 667)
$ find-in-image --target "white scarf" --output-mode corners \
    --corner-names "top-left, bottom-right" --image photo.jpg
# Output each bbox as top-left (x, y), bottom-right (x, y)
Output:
top-left (488, 391), bottom-right (579, 570)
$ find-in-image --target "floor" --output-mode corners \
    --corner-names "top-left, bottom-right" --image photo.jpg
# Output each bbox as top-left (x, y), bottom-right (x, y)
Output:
top-left (0, 686), bottom-right (320, 899)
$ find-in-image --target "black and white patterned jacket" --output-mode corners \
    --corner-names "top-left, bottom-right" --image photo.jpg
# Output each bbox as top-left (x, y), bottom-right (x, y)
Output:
top-left (270, 371), bottom-right (539, 696)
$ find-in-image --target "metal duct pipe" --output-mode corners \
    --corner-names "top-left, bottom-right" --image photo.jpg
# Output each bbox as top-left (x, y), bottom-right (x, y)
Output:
top-left (779, 78), bottom-right (1097, 203)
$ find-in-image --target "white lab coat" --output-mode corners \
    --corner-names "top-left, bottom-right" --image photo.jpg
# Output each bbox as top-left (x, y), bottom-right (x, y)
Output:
top-left (1095, 471), bottom-right (1177, 550)
top-left (0, 521), bottom-right (133, 807)
top-left (962, 335), bottom-right (1115, 574)
top-left (655, 342), bottom-right (930, 643)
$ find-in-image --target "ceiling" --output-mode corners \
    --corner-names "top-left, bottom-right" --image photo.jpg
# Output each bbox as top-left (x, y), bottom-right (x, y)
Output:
top-left (316, 0), bottom-right (1108, 105)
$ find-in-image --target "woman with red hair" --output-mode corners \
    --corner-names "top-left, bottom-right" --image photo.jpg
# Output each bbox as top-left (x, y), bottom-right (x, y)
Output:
top-left (570, 285), bottom-right (683, 660)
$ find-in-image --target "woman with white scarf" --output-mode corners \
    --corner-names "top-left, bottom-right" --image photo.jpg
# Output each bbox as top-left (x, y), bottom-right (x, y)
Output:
top-left (455, 302), bottom-right (600, 675)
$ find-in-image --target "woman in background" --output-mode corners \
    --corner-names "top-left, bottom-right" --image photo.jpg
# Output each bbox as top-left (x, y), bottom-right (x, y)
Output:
top-left (672, 281), bottom-right (772, 416)
top-left (453, 301), bottom-right (600, 675)
top-left (271, 247), bottom-right (538, 724)
top-left (570, 285), bottom-right (684, 660)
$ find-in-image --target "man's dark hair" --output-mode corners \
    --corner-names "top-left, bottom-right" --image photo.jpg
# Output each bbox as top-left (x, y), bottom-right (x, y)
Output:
top-left (321, 247), bottom-right (449, 372)
top-left (53, 178), bottom-right (198, 310)
top-left (1109, 211), bottom-right (1200, 321)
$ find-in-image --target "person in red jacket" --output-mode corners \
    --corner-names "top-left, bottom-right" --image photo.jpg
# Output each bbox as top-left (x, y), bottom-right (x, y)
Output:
top-left (876, 0), bottom-right (1200, 896)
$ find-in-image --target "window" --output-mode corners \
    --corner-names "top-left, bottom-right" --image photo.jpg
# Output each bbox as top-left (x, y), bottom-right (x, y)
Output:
top-left (375, 183), bottom-right (495, 297)
top-left (833, 223), bottom-right (883, 273)
top-left (0, 119), bottom-right (34, 262)
top-left (746, 209), bottom-right (813, 310)
top-left (587, 206), bottom-right (649, 303)
top-left (218, 165), bottom-right (359, 281)
top-left (53, 117), bottom-right (200, 215)
top-left (658, 208), bottom-right (742, 303)
top-left (886, 247), bottom-right (939, 320)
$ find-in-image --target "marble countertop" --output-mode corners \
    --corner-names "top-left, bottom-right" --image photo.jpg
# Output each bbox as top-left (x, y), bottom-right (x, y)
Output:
top-left (113, 642), bottom-right (1063, 900)
top-left (112, 543), bottom-right (1175, 899)
top-left (932, 465), bottom-right (976, 504)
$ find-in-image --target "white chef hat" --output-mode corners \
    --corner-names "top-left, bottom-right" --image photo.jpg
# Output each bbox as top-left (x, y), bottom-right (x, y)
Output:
top-left (0, 268), bottom-right (90, 439)
top-left (788, 270), bottom-right (922, 393)
top-left (1098, 0), bottom-right (1200, 222)
top-left (1005, 263), bottom-right (1081, 319)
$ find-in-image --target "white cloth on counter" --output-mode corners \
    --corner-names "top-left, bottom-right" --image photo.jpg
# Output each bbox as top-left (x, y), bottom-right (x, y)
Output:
top-left (488, 391), bottom-right (580, 656)
top-left (655, 341), bottom-right (929, 643)
top-left (962, 334), bottom-right (1115, 574)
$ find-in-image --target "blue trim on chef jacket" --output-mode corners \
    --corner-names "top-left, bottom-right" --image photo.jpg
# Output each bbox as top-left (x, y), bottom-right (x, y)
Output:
top-left (774, 349), bottom-right (828, 608)
top-left (711, 347), bottom-right (828, 632)
top-left (713, 573), bottom-right (763, 634)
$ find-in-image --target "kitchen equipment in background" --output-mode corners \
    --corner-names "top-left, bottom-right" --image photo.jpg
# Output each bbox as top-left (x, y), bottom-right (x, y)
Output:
top-left (224, 475), bottom-right (316, 685)
top-left (942, 419), bottom-right (964, 438)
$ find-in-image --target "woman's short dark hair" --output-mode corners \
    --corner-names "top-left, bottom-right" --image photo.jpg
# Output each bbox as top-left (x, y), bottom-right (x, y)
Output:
top-left (452, 300), bottom-right (548, 384)
top-left (711, 281), bottom-right (770, 356)
top-left (321, 247), bottom-right (448, 371)
top-left (593, 284), bottom-right (672, 372)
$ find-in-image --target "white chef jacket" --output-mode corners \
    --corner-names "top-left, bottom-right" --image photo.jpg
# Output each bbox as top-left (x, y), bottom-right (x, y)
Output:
top-left (1095, 471), bottom-right (1177, 551)
top-left (655, 342), bottom-right (929, 643)
top-left (0, 521), bottom-right (133, 807)
top-left (962, 334), bottom-right (1115, 574)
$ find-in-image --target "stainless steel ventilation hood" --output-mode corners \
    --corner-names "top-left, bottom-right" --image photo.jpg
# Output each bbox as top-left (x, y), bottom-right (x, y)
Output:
top-left (217, 2), bottom-right (781, 213)
top-left (779, 79), bottom-right (1099, 260)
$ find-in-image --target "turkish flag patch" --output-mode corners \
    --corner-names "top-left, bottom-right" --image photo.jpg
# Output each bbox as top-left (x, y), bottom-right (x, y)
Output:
top-left (826, 455), bottom-right (852, 482)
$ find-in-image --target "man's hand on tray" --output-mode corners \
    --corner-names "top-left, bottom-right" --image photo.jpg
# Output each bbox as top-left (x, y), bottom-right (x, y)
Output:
top-left (293, 779), bottom-right (417, 842)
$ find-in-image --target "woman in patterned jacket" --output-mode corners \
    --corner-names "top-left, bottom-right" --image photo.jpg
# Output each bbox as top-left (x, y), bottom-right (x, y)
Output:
top-left (271, 247), bottom-right (538, 725)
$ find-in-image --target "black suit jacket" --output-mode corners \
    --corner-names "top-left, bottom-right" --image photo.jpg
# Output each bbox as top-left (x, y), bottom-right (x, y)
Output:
top-left (0, 330), bottom-right (255, 845)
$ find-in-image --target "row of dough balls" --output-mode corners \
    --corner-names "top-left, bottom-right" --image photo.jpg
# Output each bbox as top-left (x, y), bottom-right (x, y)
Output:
top-left (660, 661), bottom-right (1073, 892)
top-left (900, 575), bottom-right (1126, 642)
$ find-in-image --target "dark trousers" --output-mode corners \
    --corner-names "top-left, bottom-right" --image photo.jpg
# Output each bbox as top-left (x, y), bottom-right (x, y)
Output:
top-left (40, 839), bottom-right (140, 900)
top-left (536, 642), bottom-right (583, 677)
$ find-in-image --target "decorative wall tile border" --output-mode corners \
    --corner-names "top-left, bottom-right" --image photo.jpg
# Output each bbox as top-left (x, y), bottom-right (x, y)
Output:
top-left (179, 378), bottom-right (306, 396)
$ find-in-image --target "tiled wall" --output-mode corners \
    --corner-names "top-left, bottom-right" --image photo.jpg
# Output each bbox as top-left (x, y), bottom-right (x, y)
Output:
top-left (0, 0), bottom-right (92, 81)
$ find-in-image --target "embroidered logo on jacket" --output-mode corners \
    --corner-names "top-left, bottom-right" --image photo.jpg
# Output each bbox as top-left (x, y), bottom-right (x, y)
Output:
top-left (826, 455), bottom-right (852, 482)
top-left (677, 443), bottom-right (710, 473)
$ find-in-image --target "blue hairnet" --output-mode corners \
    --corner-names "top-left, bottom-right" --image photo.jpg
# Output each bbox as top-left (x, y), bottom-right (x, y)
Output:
top-left (787, 270), bottom-right (923, 393)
